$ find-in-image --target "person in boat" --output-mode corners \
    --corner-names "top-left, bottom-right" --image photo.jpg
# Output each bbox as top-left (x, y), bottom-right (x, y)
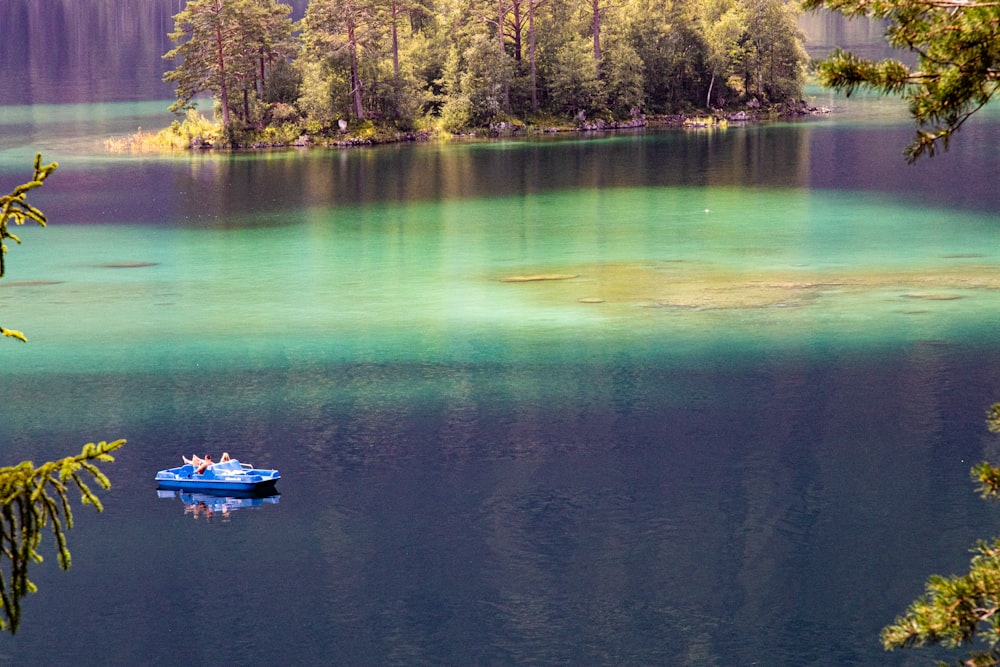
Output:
top-left (194, 454), bottom-right (213, 474)
top-left (184, 452), bottom-right (232, 466)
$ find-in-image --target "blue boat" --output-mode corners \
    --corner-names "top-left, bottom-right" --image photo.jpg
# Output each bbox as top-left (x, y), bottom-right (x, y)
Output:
top-left (155, 459), bottom-right (280, 493)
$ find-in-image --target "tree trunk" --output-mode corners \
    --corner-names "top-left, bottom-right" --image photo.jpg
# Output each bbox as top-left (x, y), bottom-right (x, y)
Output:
top-left (529, 0), bottom-right (536, 111)
top-left (591, 0), bottom-right (601, 70)
top-left (391, 0), bottom-right (400, 80)
top-left (706, 73), bottom-right (715, 109)
top-left (498, 0), bottom-right (505, 56)
top-left (348, 23), bottom-right (364, 119)
top-left (511, 0), bottom-right (522, 61)
top-left (498, 0), bottom-right (510, 111)
top-left (214, 21), bottom-right (230, 126)
top-left (258, 49), bottom-right (266, 99)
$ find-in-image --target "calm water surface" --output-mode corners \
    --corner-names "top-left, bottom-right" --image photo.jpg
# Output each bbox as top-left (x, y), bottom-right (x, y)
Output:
top-left (3, 11), bottom-right (1000, 667)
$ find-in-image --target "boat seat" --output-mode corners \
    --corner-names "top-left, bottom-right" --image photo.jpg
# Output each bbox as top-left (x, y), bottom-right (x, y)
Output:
top-left (213, 460), bottom-right (243, 473)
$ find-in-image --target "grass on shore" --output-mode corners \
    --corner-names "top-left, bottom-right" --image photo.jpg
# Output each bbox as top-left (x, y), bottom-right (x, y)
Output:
top-left (104, 105), bottom-right (782, 153)
top-left (105, 109), bottom-right (221, 152)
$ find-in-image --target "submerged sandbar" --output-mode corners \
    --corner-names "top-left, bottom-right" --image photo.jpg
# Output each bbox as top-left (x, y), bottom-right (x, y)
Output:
top-left (500, 261), bottom-right (999, 311)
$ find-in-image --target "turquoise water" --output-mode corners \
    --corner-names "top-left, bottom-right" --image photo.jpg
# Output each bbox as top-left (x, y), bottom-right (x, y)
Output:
top-left (2, 93), bottom-right (1000, 665)
top-left (6, 151), bottom-right (1000, 373)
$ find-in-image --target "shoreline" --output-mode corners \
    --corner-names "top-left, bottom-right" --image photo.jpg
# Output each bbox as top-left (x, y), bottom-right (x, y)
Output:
top-left (106, 100), bottom-right (832, 153)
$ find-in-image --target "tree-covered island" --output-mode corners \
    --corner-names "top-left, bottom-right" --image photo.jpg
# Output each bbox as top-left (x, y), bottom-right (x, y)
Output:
top-left (117, 0), bottom-right (815, 149)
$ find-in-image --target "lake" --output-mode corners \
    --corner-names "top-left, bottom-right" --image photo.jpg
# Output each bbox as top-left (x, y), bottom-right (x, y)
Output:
top-left (2, 4), bottom-right (1000, 666)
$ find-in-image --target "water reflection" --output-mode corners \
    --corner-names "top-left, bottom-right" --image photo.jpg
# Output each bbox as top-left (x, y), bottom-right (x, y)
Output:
top-left (156, 488), bottom-right (280, 521)
top-left (0, 0), bottom-right (309, 106)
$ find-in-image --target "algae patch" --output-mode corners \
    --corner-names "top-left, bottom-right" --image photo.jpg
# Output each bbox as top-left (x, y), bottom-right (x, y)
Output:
top-left (496, 260), bottom-right (1000, 312)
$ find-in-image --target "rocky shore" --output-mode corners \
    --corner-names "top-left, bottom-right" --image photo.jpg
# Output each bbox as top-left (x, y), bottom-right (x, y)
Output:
top-left (113, 99), bottom-right (832, 152)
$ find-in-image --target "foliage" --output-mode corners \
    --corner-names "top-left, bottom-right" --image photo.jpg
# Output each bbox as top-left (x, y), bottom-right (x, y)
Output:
top-left (443, 32), bottom-right (517, 126)
top-left (600, 36), bottom-right (645, 117)
top-left (258, 122), bottom-right (303, 144)
top-left (437, 91), bottom-right (474, 132)
top-left (0, 440), bottom-right (126, 635)
top-left (263, 58), bottom-right (303, 105)
top-left (881, 404), bottom-right (1000, 665)
top-left (0, 154), bottom-right (55, 281)
top-left (739, 0), bottom-right (806, 102)
top-left (164, 0), bottom-right (296, 132)
top-left (548, 36), bottom-right (605, 118)
top-left (299, 0), bottom-right (382, 122)
top-left (701, 0), bottom-right (745, 107)
top-left (975, 460), bottom-right (1000, 502)
top-left (296, 58), bottom-right (349, 126)
top-left (0, 154), bottom-right (57, 342)
top-left (106, 110), bottom-right (221, 151)
top-left (162, 0), bottom-right (809, 138)
top-left (804, 0), bottom-right (1000, 162)
top-left (164, 0), bottom-right (239, 125)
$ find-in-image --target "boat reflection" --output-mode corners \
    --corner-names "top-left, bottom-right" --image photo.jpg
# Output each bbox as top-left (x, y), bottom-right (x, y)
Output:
top-left (157, 488), bottom-right (280, 521)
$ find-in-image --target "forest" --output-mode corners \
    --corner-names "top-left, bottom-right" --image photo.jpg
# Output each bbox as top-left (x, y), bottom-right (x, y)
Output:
top-left (159, 0), bottom-right (809, 145)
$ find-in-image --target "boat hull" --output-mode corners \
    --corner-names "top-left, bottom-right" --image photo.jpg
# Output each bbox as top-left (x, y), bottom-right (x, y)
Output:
top-left (154, 460), bottom-right (280, 493)
top-left (155, 476), bottom-right (279, 493)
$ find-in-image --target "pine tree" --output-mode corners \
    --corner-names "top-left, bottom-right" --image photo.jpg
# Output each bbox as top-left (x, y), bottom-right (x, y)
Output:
top-left (164, 0), bottom-right (295, 129)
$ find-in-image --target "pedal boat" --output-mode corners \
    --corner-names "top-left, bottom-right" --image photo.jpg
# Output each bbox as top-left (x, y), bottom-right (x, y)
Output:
top-left (155, 459), bottom-right (280, 493)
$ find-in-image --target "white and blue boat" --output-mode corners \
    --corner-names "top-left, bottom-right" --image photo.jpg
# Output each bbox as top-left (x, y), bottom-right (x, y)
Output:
top-left (155, 459), bottom-right (281, 493)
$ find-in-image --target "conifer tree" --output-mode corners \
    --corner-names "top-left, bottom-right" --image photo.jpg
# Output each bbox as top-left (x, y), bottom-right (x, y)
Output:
top-left (165, 0), bottom-right (811, 132)
top-left (164, 0), bottom-right (295, 128)
top-left (301, 0), bottom-right (382, 120)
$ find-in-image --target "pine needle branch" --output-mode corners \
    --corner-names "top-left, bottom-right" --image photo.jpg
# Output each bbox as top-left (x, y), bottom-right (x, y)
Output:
top-left (0, 439), bottom-right (125, 634)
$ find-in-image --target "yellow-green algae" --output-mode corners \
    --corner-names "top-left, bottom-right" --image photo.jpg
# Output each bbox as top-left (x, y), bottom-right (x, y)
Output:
top-left (500, 261), bottom-right (998, 311)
